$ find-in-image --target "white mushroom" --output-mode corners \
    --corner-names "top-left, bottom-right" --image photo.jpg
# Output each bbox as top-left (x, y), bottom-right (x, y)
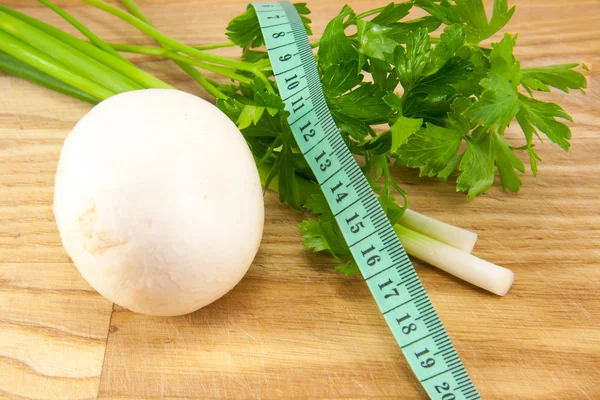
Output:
top-left (53, 89), bottom-right (264, 316)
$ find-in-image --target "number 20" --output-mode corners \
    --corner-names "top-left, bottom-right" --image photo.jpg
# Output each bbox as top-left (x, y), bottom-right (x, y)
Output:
top-left (434, 382), bottom-right (455, 400)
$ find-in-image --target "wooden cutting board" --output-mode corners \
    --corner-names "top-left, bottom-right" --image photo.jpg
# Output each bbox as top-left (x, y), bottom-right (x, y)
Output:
top-left (1, 0), bottom-right (599, 399)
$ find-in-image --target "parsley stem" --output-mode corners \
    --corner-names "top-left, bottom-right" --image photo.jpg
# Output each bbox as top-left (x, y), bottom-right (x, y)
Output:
top-left (257, 137), bottom-right (282, 167)
top-left (254, 59), bottom-right (273, 72)
top-left (121, 0), bottom-right (262, 91)
top-left (116, 0), bottom-right (230, 99)
top-left (255, 157), bottom-right (320, 207)
top-left (119, 0), bottom-right (148, 22)
top-left (37, 0), bottom-right (129, 63)
top-left (90, 0), bottom-right (274, 92)
top-left (118, 0), bottom-right (229, 100)
top-left (382, 159), bottom-right (408, 212)
top-left (165, 53), bottom-right (253, 84)
top-left (109, 43), bottom-right (167, 57)
top-left (356, 6), bottom-right (387, 20)
top-left (254, 68), bottom-right (275, 93)
top-left (193, 42), bottom-right (237, 50)
top-left (83, 0), bottom-right (257, 73)
top-left (107, 42), bottom-right (236, 53)
top-left (108, 42), bottom-right (252, 84)
top-left (174, 62), bottom-right (228, 100)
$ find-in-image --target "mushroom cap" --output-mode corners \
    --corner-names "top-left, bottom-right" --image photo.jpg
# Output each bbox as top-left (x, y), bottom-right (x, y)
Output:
top-left (53, 89), bottom-right (264, 316)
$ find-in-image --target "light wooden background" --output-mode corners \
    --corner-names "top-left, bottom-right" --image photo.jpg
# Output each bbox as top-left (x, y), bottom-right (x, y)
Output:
top-left (0, 0), bottom-right (599, 399)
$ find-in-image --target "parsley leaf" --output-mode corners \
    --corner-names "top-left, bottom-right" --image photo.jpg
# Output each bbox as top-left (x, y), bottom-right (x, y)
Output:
top-left (488, 34), bottom-right (521, 85)
top-left (378, 192), bottom-right (405, 225)
top-left (518, 94), bottom-right (573, 151)
top-left (414, 0), bottom-right (461, 25)
top-left (241, 49), bottom-right (268, 63)
top-left (321, 61), bottom-right (363, 96)
top-left (410, 56), bottom-right (475, 98)
top-left (241, 113), bottom-right (283, 137)
top-left (431, 24), bottom-right (466, 70)
top-left (304, 192), bottom-right (331, 215)
top-left (335, 260), bottom-right (360, 276)
top-left (466, 33), bottom-right (522, 131)
top-left (227, 4), bottom-right (312, 48)
top-left (322, 61), bottom-right (393, 142)
top-left (298, 218), bottom-right (331, 253)
top-left (330, 111), bottom-right (373, 141)
top-left (401, 57), bottom-right (476, 124)
top-left (357, 20), bottom-right (397, 64)
top-left (300, 193), bottom-right (352, 261)
top-left (398, 123), bottom-right (464, 177)
top-left (457, 127), bottom-right (525, 199)
top-left (455, 0), bottom-right (488, 41)
top-left (466, 72), bottom-right (519, 131)
top-left (386, 16), bottom-right (442, 44)
top-left (277, 145), bottom-right (301, 209)
top-left (457, 135), bottom-right (494, 200)
top-left (216, 97), bottom-right (242, 122)
top-left (488, 128), bottom-right (525, 192)
top-left (394, 28), bottom-right (432, 92)
top-left (293, 3), bottom-right (313, 36)
top-left (485, 0), bottom-right (516, 42)
top-left (226, 7), bottom-right (263, 48)
top-left (456, 0), bottom-right (515, 44)
top-left (371, 2), bottom-right (412, 25)
top-left (516, 111), bottom-right (542, 176)
top-left (237, 105), bottom-right (265, 130)
top-left (391, 116), bottom-right (423, 153)
top-left (521, 64), bottom-right (587, 94)
top-left (328, 83), bottom-right (394, 124)
top-left (383, 92), bottom-right (403, 112)
top-left (317, 5), bottom-right (358, 71)
top-left (371, 59), bottom-right (399, 92)
top-left (254, 91), bottom-right (285, 116)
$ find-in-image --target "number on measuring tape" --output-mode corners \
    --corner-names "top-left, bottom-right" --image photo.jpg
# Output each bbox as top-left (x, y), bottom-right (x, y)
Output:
top-left (252, 2), bottom-right (481, 399)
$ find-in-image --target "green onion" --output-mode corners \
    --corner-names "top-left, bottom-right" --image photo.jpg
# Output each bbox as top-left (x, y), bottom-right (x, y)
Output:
top-left (399, 209), bottom-right (479, 254)
top-left (394, 225), bottom-right (514, 296)
top-left (0, 5), bottom-right (172, 90)
top-left (0, 50), bottom-right (100, 104)
top-left (0, 30), bottom-right (115, 100)
top-left (0, 10), bottom-right (142, 93)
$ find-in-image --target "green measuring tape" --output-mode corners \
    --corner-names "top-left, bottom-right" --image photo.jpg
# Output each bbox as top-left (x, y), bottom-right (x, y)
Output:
top-left (251, 2), bottom-right (481, 399)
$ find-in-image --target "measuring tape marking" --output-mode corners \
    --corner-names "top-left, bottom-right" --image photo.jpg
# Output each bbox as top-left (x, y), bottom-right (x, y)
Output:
top-left (252, 2), bottom-right (481, 399)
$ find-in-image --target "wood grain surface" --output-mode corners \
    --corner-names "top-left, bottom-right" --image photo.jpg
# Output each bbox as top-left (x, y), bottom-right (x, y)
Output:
top-left (0, 0), bottom-right (599, 399)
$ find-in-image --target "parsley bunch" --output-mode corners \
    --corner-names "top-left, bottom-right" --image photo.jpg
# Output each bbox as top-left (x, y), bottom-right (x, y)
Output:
top-left (224, 0), bottom-right (586, 273)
